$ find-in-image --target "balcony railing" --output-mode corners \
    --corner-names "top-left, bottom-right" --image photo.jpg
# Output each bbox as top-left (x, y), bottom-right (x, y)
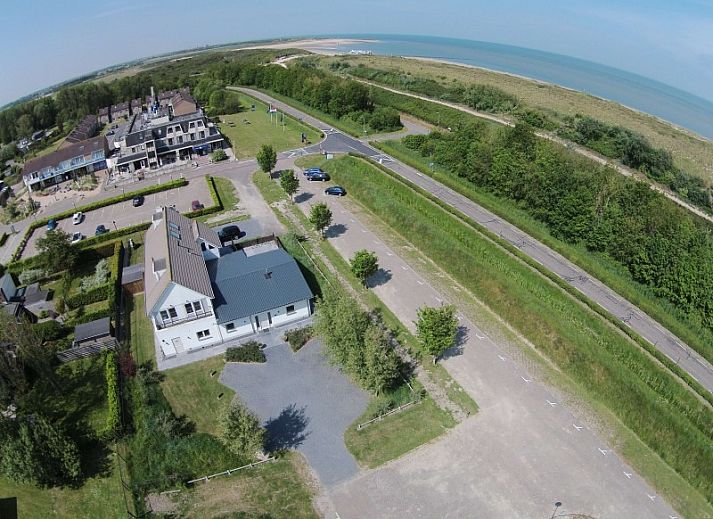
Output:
top-left (155, 309), bottom-right (213, 330)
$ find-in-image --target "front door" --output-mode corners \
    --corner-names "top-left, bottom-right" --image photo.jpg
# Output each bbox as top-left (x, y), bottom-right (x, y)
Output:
top-left (267, 312), bottom-right (273, 326)
top-left (172, 337), bottom-right (184, 354)
top-left (254, 315), bottom-right (261, 330)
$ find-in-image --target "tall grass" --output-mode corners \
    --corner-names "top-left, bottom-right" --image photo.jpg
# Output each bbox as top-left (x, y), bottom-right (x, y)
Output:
top-left (318, 155), bottom-right (713, 504)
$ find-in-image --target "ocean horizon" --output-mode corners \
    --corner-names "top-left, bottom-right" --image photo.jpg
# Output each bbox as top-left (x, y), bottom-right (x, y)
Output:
top-left (317, 34), bottom-right (713, 141)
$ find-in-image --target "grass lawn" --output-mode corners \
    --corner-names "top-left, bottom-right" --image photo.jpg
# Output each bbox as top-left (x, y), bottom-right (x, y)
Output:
top-left (212, 176), bottom-right (239, 211)
top-left (0, 356), bottom-right (126, 519)
top-left (161, 357), bottom-right (234, 436)
top-left (128, 294), bottom-right (155, 366)
top-left (217, 92), bottom-right (320, 159)
top-left (345, 397), bottom-right (455, 468)
top-left (174, 453), bottom-right (317, 519)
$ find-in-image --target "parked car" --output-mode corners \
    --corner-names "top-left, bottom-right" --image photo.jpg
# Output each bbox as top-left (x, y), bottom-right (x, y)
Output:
top-left (72, 212), bottom-right (84, 225)
top-left (307, 172), bottom-right (330, 182)
top-left (47, 219), bottom-right (57, 231)
top-left (71, 232), bottom-right (83, 244)
top-left (191, 200), bottom-right (204, 211)
top-left (303, 167), bottom-right (323, 176)
top-left (218, 225), bottom-right (241, 243)
top-left (325, 186), bottom-right (346, 196)
top-left (132, 195), bottom-right (144, 207)
top-left (95, 224), bottom-right (108, 236)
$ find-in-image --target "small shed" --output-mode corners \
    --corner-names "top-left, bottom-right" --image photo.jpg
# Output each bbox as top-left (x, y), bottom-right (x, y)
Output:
top-left (73, 317), bottom-right (113, 347)
top-left (122, 264), bottom-right (144, 294)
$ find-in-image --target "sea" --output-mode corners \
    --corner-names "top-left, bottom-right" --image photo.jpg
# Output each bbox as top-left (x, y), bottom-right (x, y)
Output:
top-left (319, 34), bottom-right (713, 140)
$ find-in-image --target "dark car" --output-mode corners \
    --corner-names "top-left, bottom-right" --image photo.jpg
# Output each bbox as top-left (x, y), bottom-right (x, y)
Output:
top-left (191, 200), bottom-right (204, 211)
top-left (132, 195), bottom-right (144, 207)
top-left (307, 171), bottom-right (330, 182)
top-left (95, 224), bottom-right (108, 236)
top-left (47, 219), bottom-right (57, 231)
top-left (303, 167), bottom-right (323, 176)
top-left (325, 186), bottom-right (346, 196)
top-left (218, 225), bottom-right (241, 243)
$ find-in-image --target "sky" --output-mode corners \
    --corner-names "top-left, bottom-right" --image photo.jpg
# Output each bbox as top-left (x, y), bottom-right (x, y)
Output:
top-left (1, 0), bottom-right (712, 106)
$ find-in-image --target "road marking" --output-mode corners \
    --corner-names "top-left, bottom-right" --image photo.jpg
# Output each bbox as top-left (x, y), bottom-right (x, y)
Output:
top-left (361, 229), bottom-right (367, 233)
top-left (521, 376), bottom-right (531, 383)
top-left (350, 219), bottom-right (355, 223)
top-left (401, 265), bottom-right (408, 270)
top-left (497, 355), bottom-right (506, 361)
top-left (623, 471), bottom-right (632, 479)
top-left (647, 494), bottom-right (656, 501)
top-left (598, 448), bottom-right (608, 456)
top-left (387, 252), bottom-right (393, 256)
top-left (572, 424), bottom-right (583, 431)
top-left (416, 172), bottom-right (423, 177)
top-left (475, 333), bottom-right (486, 340)
top-left (546, 400), bottom-right (557, 407)
top-left (416, 280), bottom-right (424, 285)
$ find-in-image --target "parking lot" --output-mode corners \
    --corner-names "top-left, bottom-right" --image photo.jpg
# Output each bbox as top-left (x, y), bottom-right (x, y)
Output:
top-left (23, 177), bottom-right (211, 258)
top-left (221, 339), bottom-right (368, 487)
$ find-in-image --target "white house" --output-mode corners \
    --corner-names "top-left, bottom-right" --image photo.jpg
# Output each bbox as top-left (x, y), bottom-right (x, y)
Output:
top-left (144, 207), bottom-right (313, 358)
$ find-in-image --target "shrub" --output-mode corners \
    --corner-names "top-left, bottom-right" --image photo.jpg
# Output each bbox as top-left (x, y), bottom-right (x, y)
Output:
top-left (283, 326), bottom-right (313, 352)
top-left (18, 268), bottom-right (45, 285)
top-left (212, 149), bottom-right (227, 162)
top-left (225, 341), bottom-right (266, 363)
top-left (79, 258), bottom-right (109, 291)
top-left (218, 400), bottom-right (265, 458)
top-left (65, 283), bottom-right (109, 309)
top-left (0, 233), bottom-right (7, 246)
top-left (34, 320), bottom-right (68, 341)
top-left (104, 351), bottom-right (121, 439)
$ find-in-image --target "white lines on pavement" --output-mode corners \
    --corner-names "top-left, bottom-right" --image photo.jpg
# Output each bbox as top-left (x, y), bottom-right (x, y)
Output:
top-left (416, 172), bottom-right (423, 177)
top-left (521, 376), bottom-right (531, 383)
top-left (669, 515), bottom-right (678, 519)
top-left (350, 219), bottom-right (355, 223)
top-left (361, 229), bottom-right (368, 233)
top-left (372, 240), bottom-right (379, 245)
top-left (497, 355), bottom-right (507, 362)
top-left (623, 471), bottom-right (632, 479)
top-left (475, 332), bottom-right (486, 340)
top-left (434, 297), bottom-right (443, 303)
top-left (401, 265), bottom-right (408, 270)
top-left (387, 252), bottom-right (393, 256)
top-left (572, 424), bottom-right (583, 431)
top-left (647, 494), bottom-right (656, 502)
top-left (598, 448), bottom-right (608, 456)
top-left (546, 400), bottom-right (557, 407)
top-left (416, 280), bottom-right (424, 285)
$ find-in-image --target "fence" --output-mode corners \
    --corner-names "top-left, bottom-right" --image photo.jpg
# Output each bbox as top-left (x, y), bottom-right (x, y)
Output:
top-left (56, 337), bottom-right (118, 363)
top-left (186, 458), bottom-right (276, 486)
top-left (356, 397), bottom-right (423, 431)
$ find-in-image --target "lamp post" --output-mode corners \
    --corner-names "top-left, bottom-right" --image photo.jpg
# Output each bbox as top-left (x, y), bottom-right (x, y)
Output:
top-left (550, 501), bottom-right (562, 519)
top-left (112, 220), bottom-right (117, 231)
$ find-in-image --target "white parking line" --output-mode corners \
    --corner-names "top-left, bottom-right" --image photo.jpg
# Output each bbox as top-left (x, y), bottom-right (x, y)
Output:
top-left (546, 400), bottom-right (557, 407)
top-left (598, 448), bottom-right (608, 456)
top-left (572, 424), bottom-right (583, 431)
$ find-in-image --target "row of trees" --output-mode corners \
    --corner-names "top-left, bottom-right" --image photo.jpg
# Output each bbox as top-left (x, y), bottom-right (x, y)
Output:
top-left (403, 123), bottom-right (713, 336)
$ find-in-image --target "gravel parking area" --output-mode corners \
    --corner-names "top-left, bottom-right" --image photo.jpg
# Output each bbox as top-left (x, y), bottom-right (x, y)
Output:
top-left (22, 177), bottom-right (211, 258)
top-left (220, 339), bottom-right (368, 487)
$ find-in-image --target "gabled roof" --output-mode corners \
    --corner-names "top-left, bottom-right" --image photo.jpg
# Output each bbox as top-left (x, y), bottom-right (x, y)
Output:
top-left (193, 220), bottom-right (221, 248)
top-left (144, 207), bottom-right (214, 314)
top-left (74, 317), bottom-right (112, 343)
top-left (207, 248), bottom-right (313, 323)
top-left (23, 135), bottom-right (107, 175)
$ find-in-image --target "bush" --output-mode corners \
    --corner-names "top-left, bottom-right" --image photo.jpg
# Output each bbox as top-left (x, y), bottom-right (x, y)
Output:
top-left (34, 320), bottom-right (68, 341)
top-left (104, 351), bottom-right (121, 439)
top-left (368, 107), bottom-right (402, 132)
top-left (225, 341), bottom-right (266, 363)
top-left (0, 232), bottom-right (7, 246)
top-left (283, 326), bottom-right (313, 352)
top-left (79, 258), bottom-right (109, 291)
top-left (65, 283), bottom-right (109, 309)
top-left (212, 149), bottom-right (227, 162)
top-left (18, 268), bottom-right (45, 285)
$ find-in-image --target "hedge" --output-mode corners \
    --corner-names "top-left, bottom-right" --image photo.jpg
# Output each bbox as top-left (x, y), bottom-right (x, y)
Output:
top-left (283, 326), bottom-right (313, 352)
top-left (182, 175), bottom-right (223, 219)
top-left (0, 232), bottom-right (7, 246)
top-left (104, 350), bottom-right (122, 439)
top-left (78, 222), bottom-right (151, 249)
top-left (65, 282), bottom-right (110, 309)
top-left (34, 320), bottom-right (69, 341)
top-left (225, 341), bottom-right (266, 363)
top-left (67, 306), bottom-right (111, 326)
top-left (108, 241), bottom-right (123, 323)
top-left (9, 178), bottom-right (188, 262)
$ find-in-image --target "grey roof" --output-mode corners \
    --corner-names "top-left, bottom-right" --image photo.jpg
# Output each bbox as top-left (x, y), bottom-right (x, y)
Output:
top-left (144, 207), bottom-right (214, 314)
top-left (23, 135), bottom-right (107, 175)
top-left (193, 220), bottom-right (221, 248)
top-left (207, 248), bottom-right (313, 323)
top-left (121, 264), bottom-right (144, 284)
top-left (23, 282), bottom-right (49, 306)
top-left (74, 317), bottom-right (111, 343)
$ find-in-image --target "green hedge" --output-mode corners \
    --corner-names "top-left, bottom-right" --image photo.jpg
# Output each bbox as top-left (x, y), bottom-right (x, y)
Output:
top-left (108, 241), bottom-right (123, 323)
top-left (225, 341), bottom-right (266, 363)
top-left (68, 306), bottom-right (111, 326)
top-left (182, 175), bottom-right (223, 219)
top-left (34, 320), bottom-right (69, 341)
top-left (78, 222), bottom-right (151, 249)
top-left (283, 326), bottom-right (313, 352)
top-left (10, 178), bottom-right (188, 262)
top-left (0, 232), bottom-right (7, 246)
top-left (104, 350), bottom-right (121, 439)
top-left (65, 283), bottom-right (110, 309)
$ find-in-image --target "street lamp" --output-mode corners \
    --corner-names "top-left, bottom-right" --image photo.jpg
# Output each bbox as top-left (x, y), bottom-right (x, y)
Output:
top-left (550, 501), bottom-right (562, 519)
top-left (112, 220), bottom-right (118, 231)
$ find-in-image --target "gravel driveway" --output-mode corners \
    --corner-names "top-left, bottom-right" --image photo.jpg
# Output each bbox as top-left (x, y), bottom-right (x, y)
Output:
top-left (220, 339), bottom-right (368, 487)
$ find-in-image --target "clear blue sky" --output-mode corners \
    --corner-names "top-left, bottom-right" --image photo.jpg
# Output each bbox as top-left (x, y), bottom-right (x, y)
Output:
top-left (1, 0), bottom-right (711, 106)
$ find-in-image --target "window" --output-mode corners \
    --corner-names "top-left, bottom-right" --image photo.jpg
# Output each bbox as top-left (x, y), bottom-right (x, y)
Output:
top-left (190, 134), bottom-right (195, 141)
top-left (168, 127), bottom-right (173, 134)
top-left (178, 136), bottom-right (183, 144)
top-left (197, 121), bottom-right (204, 127)
top-left (160, 307), bottom-right (177, 320)
top-left (168, 138), bottom-right (173, 146)
top-left (189, 122), bottom-right (195, 128)
top-left (199, 131), bottom-right (205, 139)
top-left (286, 305), bottom-right (296, 315)
top-left (226, 323), bottom-right (236, 333)
top-left (184, 301), bottom-right (202, 314)
top-left (197, 329), bottom-right (211, 340)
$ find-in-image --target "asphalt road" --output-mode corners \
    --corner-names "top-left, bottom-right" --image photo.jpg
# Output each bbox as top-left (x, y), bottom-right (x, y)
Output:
top-left (288, 163), bottom-right (678, 518)
top-left (241, 87), bottom-right (713, 395)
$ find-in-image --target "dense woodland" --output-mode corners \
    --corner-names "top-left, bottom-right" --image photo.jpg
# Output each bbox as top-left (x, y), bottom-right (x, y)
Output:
top-left (337, 63), bottom-right (713, 212)
top-left (402, 124), bottom-right (713, 349)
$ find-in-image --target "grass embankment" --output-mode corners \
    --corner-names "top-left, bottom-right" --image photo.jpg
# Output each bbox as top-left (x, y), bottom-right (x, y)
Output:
top-left (374, 138), bottom-right (713, 374)
top-left (253, 169), bottom-right (475, 467)
top-left (218, 91), bottom-right (321, 158)
top-left (0, 356), bottom-right (125, 519)
top-left (307, 155), bottom-right (713, 516)
top-left (319, 54), bottom-right (713, 184)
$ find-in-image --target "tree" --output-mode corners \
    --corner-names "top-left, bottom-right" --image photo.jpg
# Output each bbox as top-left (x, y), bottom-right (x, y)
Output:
top-left (279, 169), bottom-right (299, 201)
top-left (15, 114), bottom-right (34, 140)
top-left (36, 228), bottom-right (78, 274)
top-left (350, 250), bottom-right (379, 287)
top-left (0, 414), bottom-right (81, 487)
top-left (211, 149), bottom-right (227, 162)
top-left (218, 400), bottom-right (265, 458)
top-left (309, 203), bottom-right (332, 238)
top-left (363, 325), bottom-right (401, 394)
top-left (256, 144), bottom-right (277, 176)
top-left (415, 305), bottom-right (458, 363)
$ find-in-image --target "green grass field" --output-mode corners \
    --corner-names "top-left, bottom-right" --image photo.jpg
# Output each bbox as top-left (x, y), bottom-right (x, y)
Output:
top-left (217, 92), bottom-right (320, 159)
top-left (306, 154), bottom-right (713, 517)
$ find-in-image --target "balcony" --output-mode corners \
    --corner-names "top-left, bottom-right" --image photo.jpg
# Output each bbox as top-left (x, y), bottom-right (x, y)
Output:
top-left (155, 309), bottom-right (213, 330)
